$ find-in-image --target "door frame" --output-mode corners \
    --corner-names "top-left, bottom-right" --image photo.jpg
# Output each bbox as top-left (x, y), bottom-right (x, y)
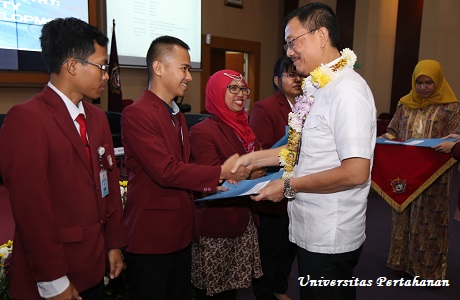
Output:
top-left (200, 35), bottom-right (261, 114)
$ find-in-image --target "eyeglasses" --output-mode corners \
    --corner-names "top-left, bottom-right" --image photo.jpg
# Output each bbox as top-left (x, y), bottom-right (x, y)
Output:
top-left (281, 72), bottom-right (307, 79)
top-left (76, 59), bottom-right (110, 73)
top-left (227, 85), bottom-right (251, 96)
top-left (283, 29), bottom-right (317, 52)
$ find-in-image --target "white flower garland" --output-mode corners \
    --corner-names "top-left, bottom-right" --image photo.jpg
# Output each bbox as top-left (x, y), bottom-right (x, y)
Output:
top-left (279, 48), bottom-right (357, 179)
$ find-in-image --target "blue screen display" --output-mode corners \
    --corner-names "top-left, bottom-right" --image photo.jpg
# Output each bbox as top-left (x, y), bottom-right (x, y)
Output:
top-left (0, 0), bottom-right (88, 71)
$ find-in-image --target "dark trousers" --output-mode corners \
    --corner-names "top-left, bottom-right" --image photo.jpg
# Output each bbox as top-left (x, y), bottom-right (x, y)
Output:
top-left (124, 245), bottom-right (192, 300)
top-left (252, 213), bottom-right (295, 299)
top-left (296, 245), bottom-right (363, 300)
top-left (79, 281), bottom-right (104, 300)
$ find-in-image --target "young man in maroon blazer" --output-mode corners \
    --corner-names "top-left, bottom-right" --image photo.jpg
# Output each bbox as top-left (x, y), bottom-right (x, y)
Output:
top-left (249, 55), bottom-right (303, 300)
top-left (121, 36), bottom-right (250, 299)
top-left (0, 18), bottom-right (127, 299)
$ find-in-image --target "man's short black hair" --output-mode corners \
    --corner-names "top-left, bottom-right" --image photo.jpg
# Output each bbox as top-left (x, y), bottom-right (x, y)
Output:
top-left (146, 36), bottom-right (190, 82)
top-left (284, 2), bottom-right (340, 48)
top-left (40, 17), bottom-right (108, 74)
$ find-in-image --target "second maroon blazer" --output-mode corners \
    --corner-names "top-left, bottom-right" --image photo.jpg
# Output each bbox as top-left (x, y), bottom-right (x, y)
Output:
top-left (190, 115), bottom-right (260, 238)
top-left (249, 90), bottom-right (291, 150)
top-left (121, 90), bottom-right (221, 254)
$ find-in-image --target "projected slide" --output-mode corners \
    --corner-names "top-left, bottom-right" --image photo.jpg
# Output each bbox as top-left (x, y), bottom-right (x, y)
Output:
top-left (106, 0), bottom-right (201, 68)
top-left (0, 0), bottom-right (88, 52)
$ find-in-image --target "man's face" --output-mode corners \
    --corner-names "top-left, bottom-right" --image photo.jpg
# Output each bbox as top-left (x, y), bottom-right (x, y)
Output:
top-left (160, 45), bottom-right (193, 99)
top-left (284, 17), bottom-right (321, 76)
top-left (74, 43), bottom-right (109, 100)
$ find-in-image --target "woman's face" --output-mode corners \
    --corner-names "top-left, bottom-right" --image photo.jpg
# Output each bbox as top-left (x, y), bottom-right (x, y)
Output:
top-left (275, 68), bottom-right (304, 100)
top-left (415, 75), bottom-right (436, 99)
top-left (225, 79), bottom-right (249, 112)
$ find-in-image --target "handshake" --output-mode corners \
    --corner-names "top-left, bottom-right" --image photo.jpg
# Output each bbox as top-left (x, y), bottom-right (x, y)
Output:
top-left (220, 153), bottom-right (251, 183)
top-left (219, 153), bottom-right (267, 184)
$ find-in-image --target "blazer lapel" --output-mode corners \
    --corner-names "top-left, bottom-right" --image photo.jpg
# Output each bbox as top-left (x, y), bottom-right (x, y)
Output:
top-left (84, 105), bottom-right (100, 175)
top-left (166, 112), bottom-right (185, 161)
top-left (44, 88), bottom-right (94, 176)
top-left (148, 91), bottom-right (187, 161)
top-left (212, 116), bottom-right (246, 155)
top-left (276, 91), bottom-right (292, 124)
top-left (181, 113), bottom-right (191, 163)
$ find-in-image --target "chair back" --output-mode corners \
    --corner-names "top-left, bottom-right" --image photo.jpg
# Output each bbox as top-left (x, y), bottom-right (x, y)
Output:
top-left (184, 113), bottom-right (210, 129)
top-left (105, 111), bottom-right (122, 147)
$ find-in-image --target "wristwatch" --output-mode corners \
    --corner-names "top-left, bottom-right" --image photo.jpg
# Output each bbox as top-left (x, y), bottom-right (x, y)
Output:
top-left (284, 178), bottom-right (296, 199)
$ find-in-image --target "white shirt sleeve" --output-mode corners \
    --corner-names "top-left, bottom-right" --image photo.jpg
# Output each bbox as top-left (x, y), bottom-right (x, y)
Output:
top-left (37, 276), bottom-right (70, 298)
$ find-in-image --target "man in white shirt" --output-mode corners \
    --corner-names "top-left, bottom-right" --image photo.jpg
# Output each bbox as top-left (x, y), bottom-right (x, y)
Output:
top-left (232, 3), bottom-right (376, 300)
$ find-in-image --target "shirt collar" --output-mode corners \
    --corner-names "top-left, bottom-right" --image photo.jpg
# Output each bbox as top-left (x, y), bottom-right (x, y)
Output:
top-left (162, 99), bottom-right (181, 115)
top-left (48, 82), bottom-right (86, 121)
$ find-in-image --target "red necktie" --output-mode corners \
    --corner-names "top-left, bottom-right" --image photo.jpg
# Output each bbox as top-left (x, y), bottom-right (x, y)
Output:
top-left (75, 114), bottom-right (92, 166)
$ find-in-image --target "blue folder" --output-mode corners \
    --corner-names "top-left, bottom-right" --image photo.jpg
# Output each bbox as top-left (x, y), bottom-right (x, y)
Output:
top-left (271, 126), bottom-right (289, 148)
top-left (376, 137), bottom-right (458, 147)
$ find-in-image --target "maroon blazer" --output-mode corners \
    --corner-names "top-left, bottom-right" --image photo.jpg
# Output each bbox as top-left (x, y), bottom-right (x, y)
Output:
top-left (190, 116), bottom-right (260, 238)
top-left (121, 90), bottom-right (221, 254)
top-left (0, 86), bottom-right (127, 299)
top-left (249, 90), bottom-right (291, 150)
top-left (249, 90), bottom-right (292, 215)
top-left (451, 142), bottom-right (460, 210)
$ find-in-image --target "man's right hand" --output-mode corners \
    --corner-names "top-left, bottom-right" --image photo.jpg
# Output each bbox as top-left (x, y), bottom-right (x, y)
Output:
top-left (221, 154), bottom-right (250, 182)
top-left (47, 283), bottom-right (81, 300)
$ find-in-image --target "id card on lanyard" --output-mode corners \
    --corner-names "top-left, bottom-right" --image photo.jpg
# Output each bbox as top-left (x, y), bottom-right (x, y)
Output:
top-left (98, 146), bottom-right (110, 197)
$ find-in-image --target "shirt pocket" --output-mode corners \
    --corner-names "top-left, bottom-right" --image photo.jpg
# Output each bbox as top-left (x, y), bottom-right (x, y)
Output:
top-left (303, 115), bottom-right (322, 130)
top-left (304, 115), bottom-right (331, 138)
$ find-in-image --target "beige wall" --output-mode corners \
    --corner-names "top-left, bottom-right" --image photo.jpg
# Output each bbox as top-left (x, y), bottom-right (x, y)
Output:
top-left (186, 0), bottom-right (285, 113)
top-left (419, 0), bottom-right (460, 99)
top-left (353, 0), bottom-right (398, 115)
top-left (0, 86), bottom-right (43, 113)
top-left (354, 0), bottom-right (460, 115)
top-left (1, 1), bottom-right (460, 116)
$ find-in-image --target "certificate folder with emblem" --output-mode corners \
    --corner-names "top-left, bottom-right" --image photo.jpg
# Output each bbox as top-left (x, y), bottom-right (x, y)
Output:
top-left (372, 141), bottom-right (456, 212)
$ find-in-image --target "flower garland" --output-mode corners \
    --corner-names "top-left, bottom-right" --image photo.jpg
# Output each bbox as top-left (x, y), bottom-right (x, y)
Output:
top-left (119, 180), bottom-right (128, 208)
top-left (0, 240), bottom-right (13, 299)
top-left (279, 48), bottom-right (357, 179)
